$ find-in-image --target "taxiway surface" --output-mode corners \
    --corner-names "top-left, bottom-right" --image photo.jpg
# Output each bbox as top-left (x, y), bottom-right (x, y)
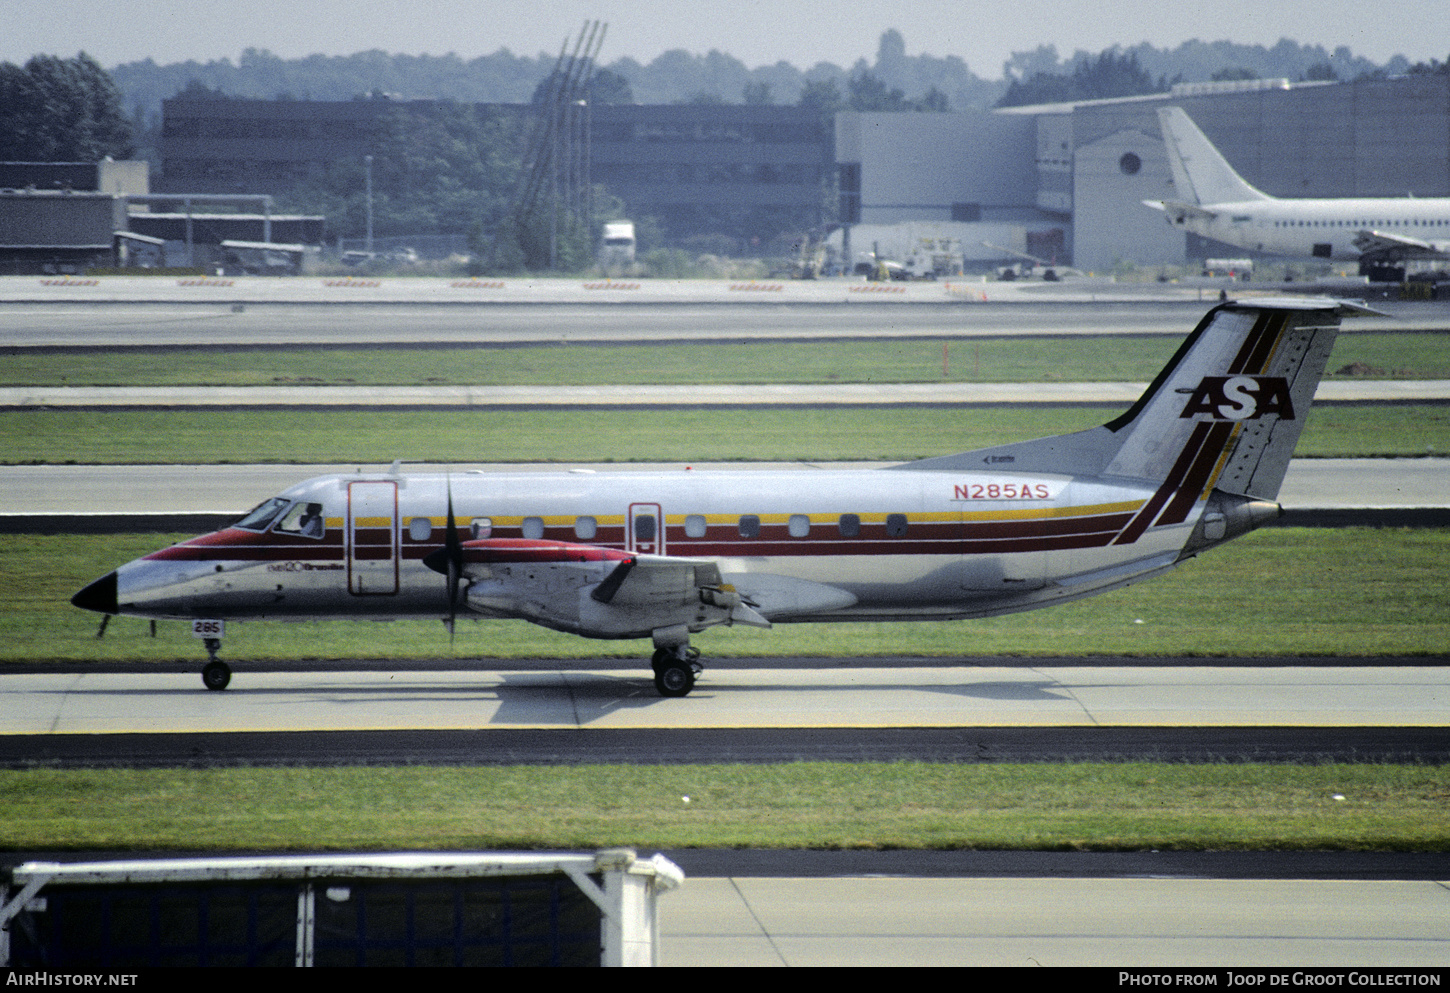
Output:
top-left (1, 458), bottom-right (1443, 517)
top-left (5, 665), bottom-right (1446, 737)
top-left (658, 875), bottom-right (1450, 967)
top-left (0, 296), bottom-right (1443, 349)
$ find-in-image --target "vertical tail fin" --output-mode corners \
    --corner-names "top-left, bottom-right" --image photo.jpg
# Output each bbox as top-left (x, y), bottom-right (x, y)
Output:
top-left (1158, 106), bottom-right (1271, 206)
top-left (1102, 300), bottom-right (1344, 540)
top-left (901, 299), bottom-right (1376, 507)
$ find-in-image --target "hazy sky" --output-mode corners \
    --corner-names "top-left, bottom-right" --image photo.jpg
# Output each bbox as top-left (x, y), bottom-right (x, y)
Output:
top-left (3, 0), bottom-right (1445, 77)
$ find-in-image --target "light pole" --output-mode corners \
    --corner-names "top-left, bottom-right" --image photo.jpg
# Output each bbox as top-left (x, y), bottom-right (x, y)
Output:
top-left (364, 154), bottom-right (374, 256)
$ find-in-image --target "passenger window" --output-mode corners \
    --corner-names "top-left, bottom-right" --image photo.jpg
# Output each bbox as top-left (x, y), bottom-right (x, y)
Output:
top-left (574, 516), bottom-right (597, 540)
top-left (275, 501), bottom-right (325, 539)
top-left (838, 514), bottom-right (860, 537)
top-left (405, 516), bottom-right (431, 542)
top-left (738, 515), bottom-right (760, 538)
top-left (471, 518), bottom-right (492, 539)
top-left (788, 514), bottom-right (810, 538)
top-left (522, 516), bottom-right (545, 540)
top-left (886, 513), bottom-right (908, 537)
top-left (685, 514), bottom-right (707, 538)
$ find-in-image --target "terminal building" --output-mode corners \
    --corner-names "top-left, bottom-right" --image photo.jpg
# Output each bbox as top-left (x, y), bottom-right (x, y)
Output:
top-left (158, 97), bottom-right (831, 244)
top-left (589, 103), bottom-right (831, 242)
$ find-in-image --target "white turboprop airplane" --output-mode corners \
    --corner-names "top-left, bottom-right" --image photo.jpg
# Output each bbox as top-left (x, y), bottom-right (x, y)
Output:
top-left (1148, 106), bottom-right (1450, 279)
top-left (73, 297), bottom-right (1370, 697)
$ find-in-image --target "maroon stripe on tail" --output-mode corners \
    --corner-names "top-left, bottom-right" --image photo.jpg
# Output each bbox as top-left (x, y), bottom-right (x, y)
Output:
top-left (1229, 310), bottom-right (1284, 375)
top-left (1156, 421), bottom-right (1236, 526)
top-left (1113, 420), bottom-right (1214, 545)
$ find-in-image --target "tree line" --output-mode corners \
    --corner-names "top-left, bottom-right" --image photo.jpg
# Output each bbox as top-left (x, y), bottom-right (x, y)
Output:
top-left (0, 53), bottom-right (134, 162)
top-left (106, 30), bottom-right (1419, 121)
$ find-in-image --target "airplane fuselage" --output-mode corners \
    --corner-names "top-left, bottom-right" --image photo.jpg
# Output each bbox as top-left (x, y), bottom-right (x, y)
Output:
top-left (1167, 197), bottom-right (1450, 262)
top-left (111, 466), bottom-right (1216, 631)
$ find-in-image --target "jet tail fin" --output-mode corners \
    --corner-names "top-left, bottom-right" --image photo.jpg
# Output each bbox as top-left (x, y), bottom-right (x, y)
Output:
top-left (901, 299), bottom-right (1377, 505)
top-left (1098, 299), bottom-right (1347, 503)
top-left (1158, 106), bottom-right (1271, 206)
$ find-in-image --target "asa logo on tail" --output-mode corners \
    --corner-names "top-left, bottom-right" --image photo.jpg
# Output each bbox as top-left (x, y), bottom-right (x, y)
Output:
top-left (1178, 375), bottom-right (1295, 421)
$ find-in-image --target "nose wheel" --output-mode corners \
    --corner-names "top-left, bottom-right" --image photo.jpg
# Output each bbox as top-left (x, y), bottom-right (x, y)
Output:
top-left (201, 638), bottom-right (231, 691)
top-left (651, 646), bottom-right (701, 698)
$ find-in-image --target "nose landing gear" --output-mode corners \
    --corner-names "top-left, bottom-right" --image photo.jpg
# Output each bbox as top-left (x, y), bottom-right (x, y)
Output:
top-left (201, 638), bottom-right (231, 691)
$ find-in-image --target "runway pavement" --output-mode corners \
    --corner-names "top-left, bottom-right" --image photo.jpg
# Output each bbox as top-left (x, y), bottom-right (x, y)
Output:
top-left (0, 293), bottom-right (1443, 351)
top-left (0, 295), bottom-right (1219, 348)
top-left (0, 274), bottom-right (1324, 310)
top-left (0, 271), bottom-right (1440, 312)
top-left (657, 875), bottom-right (1450, 967)
top-left (4, 665), bottom-right (1446, 736)
top-left (3, 379), bottom-right (1447, 408)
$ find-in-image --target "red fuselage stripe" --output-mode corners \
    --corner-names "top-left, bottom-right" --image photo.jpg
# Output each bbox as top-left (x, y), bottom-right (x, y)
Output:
top-left (145, 509), bottom-right (1146, 563)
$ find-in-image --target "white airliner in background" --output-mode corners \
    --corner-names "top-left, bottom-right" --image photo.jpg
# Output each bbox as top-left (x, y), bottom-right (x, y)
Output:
top-left (1148, 106), bottom-right (1450, 279)
top-left (73, 298), bottom-right (1372, 697)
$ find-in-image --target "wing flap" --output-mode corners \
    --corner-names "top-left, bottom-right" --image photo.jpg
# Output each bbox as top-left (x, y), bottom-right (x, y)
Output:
top-left (592, 554), bottom-right (721, 606)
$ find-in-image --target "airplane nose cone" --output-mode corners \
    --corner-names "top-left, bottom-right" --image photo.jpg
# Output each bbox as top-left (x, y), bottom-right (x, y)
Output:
top-left (72, 571), bottom-right (118, 615)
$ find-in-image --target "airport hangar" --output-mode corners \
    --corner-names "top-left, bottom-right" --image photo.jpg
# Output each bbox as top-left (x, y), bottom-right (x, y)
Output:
top-left (836, 71), bottom-right (1450, 274)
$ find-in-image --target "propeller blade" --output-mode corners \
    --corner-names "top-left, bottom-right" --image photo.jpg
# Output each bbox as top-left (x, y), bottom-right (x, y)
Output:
top-left (422, 477), bottom-right (465, 641)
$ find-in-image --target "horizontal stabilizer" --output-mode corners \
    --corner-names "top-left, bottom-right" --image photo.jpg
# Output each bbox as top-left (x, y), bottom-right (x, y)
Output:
top-left (1153, 199), bottom-right (1218, 222)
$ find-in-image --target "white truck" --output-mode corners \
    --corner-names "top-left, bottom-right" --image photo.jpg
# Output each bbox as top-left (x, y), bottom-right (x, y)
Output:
top-left (599, 220), bottom-right (636, 270)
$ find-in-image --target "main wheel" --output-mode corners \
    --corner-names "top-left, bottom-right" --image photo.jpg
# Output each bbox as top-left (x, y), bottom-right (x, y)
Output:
top-left (202, 660), bottom-right (231, 691)
top-left (653, 662), bottom-right (695, 698)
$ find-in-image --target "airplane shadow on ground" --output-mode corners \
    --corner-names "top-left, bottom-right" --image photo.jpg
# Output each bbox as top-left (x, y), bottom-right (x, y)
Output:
top-left (32, 669), bottom-right (1086, 728)
top-left (489, 672), bottom-right (1080, 724)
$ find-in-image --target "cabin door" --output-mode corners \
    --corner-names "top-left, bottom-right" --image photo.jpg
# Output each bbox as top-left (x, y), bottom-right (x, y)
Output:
top-left (627, 502), bottom-right (664, 555)
top-left (347, 480), bottom-right (399, 595)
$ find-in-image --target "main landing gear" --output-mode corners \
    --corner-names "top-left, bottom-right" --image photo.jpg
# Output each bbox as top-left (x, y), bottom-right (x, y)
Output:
top-left (201, 637), bottom-right (231, 691)
top-left (651, 645), bottom-right (702, 698)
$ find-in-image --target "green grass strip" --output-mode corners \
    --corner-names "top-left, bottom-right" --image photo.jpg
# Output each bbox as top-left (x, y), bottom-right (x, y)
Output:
top-left (9, 528), bottom-right (1448, 663)
top-left (2, 763), bottom-right (1446, 852)
top-left (5, 334), bottom-right (1448, 386)
top-left (3, 405), bottom-right (1446, 464)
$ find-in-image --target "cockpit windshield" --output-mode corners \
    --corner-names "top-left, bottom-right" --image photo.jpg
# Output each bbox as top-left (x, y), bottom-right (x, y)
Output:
top-left (234, 497), bottom-right (289, 532)
top-left (233, 497), bottom-right (326, 537)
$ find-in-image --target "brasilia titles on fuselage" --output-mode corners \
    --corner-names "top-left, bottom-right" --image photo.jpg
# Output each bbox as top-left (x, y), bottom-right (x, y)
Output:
top-left (71, 298), bottom-right (1372, 696)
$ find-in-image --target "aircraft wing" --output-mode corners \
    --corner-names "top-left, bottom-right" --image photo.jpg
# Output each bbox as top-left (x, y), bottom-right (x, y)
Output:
top-left (1352, 229), bottom-right (1450, 261)
top-left (446, 538), bottom-right (770, 633)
